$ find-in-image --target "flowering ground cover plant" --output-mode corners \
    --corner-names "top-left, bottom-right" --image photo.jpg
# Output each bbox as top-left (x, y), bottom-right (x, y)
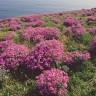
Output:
top-left (21, 27), bottom-right (60, 43)
top-left (25, 40), bottom-right (64, 70)
top-left (0, 43), bottom-right (29, 70)
top-left (8, 19), bottom-right (21, 31)
top-left (63, 51), bottom-right (91, 65)
top-left (0, 40), bottom-right (13, 54)
top-left (36, 68), bottom-right (69, 96)
top-left (0, 8), bottom-right (96, 96)
top-left (20, 16), bottom-right (44, 27)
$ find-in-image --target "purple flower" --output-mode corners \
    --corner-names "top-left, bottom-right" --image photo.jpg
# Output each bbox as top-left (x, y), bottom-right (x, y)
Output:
top-left (0, 44), bottom-right (29, 70)
top-left (8, 19), bottom-right (21, 31)
top-left (21, 27), bottom-right (60, 42)
top-left (63, 51), bottom-right (91, 65)
top-left (88, 28), bottom-right (96, 35)
top-left (82, 9), bottom-right (95, 16)
top-left (26, 20), bottom-right (44, 27)
top-left (21, 16), bottom-right (40, 22)
top-left (20, 16), bottom-right (44, 27)
top-left (0, 19), bottom-right (11, 28)
top-left (64, 16), bottom-right (79, 26)
top-left (36, 68), bottom-right (69, 96)
top-left (65, 23), bottom-right (85, 38)
top-left (0, 40), bottom-right (13, 55)
top-left (87, 16), bottom-right (96, 24)
top-left (25, 40), bottom-right (64, 70)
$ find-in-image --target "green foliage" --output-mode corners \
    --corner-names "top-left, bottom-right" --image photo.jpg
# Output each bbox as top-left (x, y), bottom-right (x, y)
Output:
top-left (0, 31), bottom-right (9, 40)
top-left (68, 61), bottom-right (96, 96)
top-left (58, 24), bottom-right (66, 32)
top-left (65, 39), bottom-right (87, 51)
top-left (43, 17), bottom-right (55, 27)
top-left (13, 32), bottom-right (23, 44)
top-left (1, 27), bottom-right (10, 32)
top-left (13, 32), bottom-right (34, 48)
top-left (81, 33), bottom-right (93, 45)
top-left (0, 73), bottom-right (36, 96)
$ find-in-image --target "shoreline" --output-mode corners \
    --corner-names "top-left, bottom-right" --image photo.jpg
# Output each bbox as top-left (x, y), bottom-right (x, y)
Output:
top-left (0, 7), bottom-right (95, 20)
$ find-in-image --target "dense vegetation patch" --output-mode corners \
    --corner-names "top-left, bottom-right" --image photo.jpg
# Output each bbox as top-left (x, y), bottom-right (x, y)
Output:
top-left (0, 8), bottom-right (96, 96)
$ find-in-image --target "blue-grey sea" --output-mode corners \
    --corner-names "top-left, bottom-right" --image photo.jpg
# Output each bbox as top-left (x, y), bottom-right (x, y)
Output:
top-left (0, 0), bottom-right (96, 19)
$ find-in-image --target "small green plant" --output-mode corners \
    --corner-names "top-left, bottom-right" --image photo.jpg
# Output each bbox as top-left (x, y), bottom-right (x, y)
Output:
top-left (68, 60), bottom-right (96, 96)
top-left (13, 32), bottom-right (24, 44)
top-left (58, 24), bottom-right (66, 31)
top-left (0, 72), bottom-right (36, 96)
top-left (81, 33), bottom-right (93, 45)
top-left (0, 31), bottom-right (10, 40)
top-left (1, 27), bottom-right (10, 32)
top-left (43, 17), bottom-right (54, 27)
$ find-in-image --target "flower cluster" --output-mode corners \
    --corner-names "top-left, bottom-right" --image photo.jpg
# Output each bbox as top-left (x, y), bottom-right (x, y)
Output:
top-left (36, 68), bottom-right (69, 96)
top-left (21, 27), bottom-right (60, 42)
top-left (20, 16), bottom-right (44, 27)
top-left (65, 23), bottom-right (85, 38)
top-left (63, 51), bottom-right (91, 65)
top-left (82, 8), bottom-right (96, 16)
top-left (0, 19), bottom-right (10, 28)
top-left (90, 38), bottom-right (96, 53)
top-left (0, 44), bottom-right (29, 70)
top-left (26, 19), bottom-right (44, 27)
top-left (8, 19), bottom-right (21, 31)
top-left (64, 16), bottom-right (79, 26)
top-left (21, 16), bottom-right (40, 22)
top-left (88, 28), bottom-right (96, 35)
top-left (0, 40), bottom-right (13, 55)
top-left (87, 16), bottom-right (96, 25)
top-left (25, 40), bottom-right (64, 70)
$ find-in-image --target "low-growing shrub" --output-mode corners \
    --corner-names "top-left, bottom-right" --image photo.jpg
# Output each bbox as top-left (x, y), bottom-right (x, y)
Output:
top-left (0, 44), bottom-right (29, 70)
top-left (8, 19), bottom-right (21, 31)
top-left (21, 27), bottom-right (60, 43)
top-left (20, 16), bottom-right (44, 27)
top-left (64, 16), bottom-right (79, 26)
top-left (25, 40), bottom-right (64, 70)
top-left (36, 68), bottom-right (69, 96)
top-left (65, 24), bottom-right (85, 39)
top-left (0, 40), bottom-right (13, 55)
top-left (63, 51), bottom-right (91, 65)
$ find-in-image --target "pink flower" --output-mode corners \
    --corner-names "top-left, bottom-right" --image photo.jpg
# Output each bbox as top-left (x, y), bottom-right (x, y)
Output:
top-left (0, 43), bottom-right (29, 70)
top-left (21, 16), bottom-right (40, 22)
top-left (83, 9), bottom-right (95, 16)
top-left (65, 23), bottom-right (85, 38)
top-left (26, 20), bottom-right (44, 27)
top-left (8, 19), bottom-right (21, 31)
top-left (63, 51), bottom-right (91, 65)
top-left (25, 40), bottom-right (64, 70)
top-left (64, 16), bottom-right (79, 26)
top-left (0, 40), bottom-right (13, 55)
top-left (87, 16), bottom-right (96, 24)
top-left (20, 16), bottom-right (44, 27)
top-left (21, 27), bottom-right (60, 42)
top-left (36, 68), bottom-right (69, 96)
top-left (88, 28), bottom-right (96, 35)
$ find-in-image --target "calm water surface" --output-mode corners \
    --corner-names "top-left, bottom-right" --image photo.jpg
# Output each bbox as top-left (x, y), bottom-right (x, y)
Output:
top-left (0, 0), bottom-right (96, 19)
